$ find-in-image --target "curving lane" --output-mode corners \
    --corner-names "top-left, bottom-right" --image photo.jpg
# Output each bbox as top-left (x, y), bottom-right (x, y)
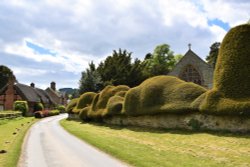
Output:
top-left (18, 114), bottom-right (128, 167)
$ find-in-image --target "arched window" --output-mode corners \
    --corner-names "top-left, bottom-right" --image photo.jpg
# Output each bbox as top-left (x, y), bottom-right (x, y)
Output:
top-left (179, 65), bottom-right (203, 85)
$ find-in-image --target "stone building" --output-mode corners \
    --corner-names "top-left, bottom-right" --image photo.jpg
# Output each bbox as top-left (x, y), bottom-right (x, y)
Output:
top-left (168, 45), bottom-right (214, 88)
top-left (45, 81), bottom-right (67, 106)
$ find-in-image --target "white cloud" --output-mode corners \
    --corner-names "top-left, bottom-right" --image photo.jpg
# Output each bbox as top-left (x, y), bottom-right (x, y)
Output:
top-left (0, 0), bottom-right (249, 88)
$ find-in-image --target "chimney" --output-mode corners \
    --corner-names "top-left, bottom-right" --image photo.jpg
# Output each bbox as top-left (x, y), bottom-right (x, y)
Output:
top-left (50, 81), bottom-right (56, 91)
top-left (30, 83), bottom-right (35, 88)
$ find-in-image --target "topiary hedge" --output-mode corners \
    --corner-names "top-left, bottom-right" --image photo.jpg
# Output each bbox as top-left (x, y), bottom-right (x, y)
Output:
top-left (88, 85), bottom-right (130, 119)
top-left (13, 101), bottom-right (29, 116)
top-left (75, 92), bottom-right (96, 110)
top-left (123, 76), bottom-right (206, 116)
top-left (65, 98), bottom-right (79, 114)
top-left (195, 24), bottom-right (250, 115)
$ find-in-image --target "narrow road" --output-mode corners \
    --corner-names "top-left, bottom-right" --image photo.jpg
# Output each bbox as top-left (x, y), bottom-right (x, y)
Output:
top-left (18, 114), bottom-right (128, 167)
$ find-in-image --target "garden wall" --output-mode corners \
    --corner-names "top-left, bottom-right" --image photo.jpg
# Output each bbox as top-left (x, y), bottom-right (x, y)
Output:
top-left (103, 113), bottom-right (250, 132)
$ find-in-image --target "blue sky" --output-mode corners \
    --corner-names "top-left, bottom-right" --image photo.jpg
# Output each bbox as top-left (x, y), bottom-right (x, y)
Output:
top-left (0, 0), bottom-right (249, 89)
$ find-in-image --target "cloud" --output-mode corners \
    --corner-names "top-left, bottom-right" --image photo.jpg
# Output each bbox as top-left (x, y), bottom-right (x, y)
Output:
top-left (0, 0), bottom-right (249, 89)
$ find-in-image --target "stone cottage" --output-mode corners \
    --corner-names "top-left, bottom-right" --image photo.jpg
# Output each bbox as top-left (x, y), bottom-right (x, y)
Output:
top-left (168, 45), bottom-right (214, 88)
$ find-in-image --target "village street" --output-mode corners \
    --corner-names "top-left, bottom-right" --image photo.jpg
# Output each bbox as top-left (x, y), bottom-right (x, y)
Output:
top-left (18, 114), bottom-right (128, 167)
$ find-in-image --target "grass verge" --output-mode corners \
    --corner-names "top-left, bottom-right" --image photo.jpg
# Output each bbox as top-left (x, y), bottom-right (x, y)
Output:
top-left (60, 119), bottom-right (250, 167)
top-left (0, 117), bottom-right (37, 167)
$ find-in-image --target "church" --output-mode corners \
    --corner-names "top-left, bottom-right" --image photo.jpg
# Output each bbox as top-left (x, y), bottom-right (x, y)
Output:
top-left (168, 44), bottom-right (214, 89)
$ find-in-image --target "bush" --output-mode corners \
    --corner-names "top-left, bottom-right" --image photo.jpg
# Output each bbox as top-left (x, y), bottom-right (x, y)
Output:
top-left (196, 24), bottom-right (250, 115)
top-left (123, 76), bottom-right (206, 116)
top-left (65, 98), bottom-right (79, 113)
top-left (57, 105), bottom-right (66, 113)
top-left (34, 111), bottom-right (44, 118)
top-left (75, 92), bottom-right (96, 110)
top-left (88, 85), bottom-right (130, 119)
top-left (13, 101), bottom-right (29, 116)
top-left (34, 102), bottom-right (44, 112)
top-left (104, 96), bottom-right (125, 116)
top-left (48, 110), bottom-right (60, 116)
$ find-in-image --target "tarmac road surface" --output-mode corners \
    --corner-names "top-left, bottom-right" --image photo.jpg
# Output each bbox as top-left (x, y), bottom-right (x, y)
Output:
top-left (18, 114), bottom-right (128, 167)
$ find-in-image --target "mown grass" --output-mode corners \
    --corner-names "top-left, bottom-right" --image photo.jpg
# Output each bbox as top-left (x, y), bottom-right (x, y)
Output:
top-left (60, 119), bottom-right (250, 167)
top-left (0, 117), bottom-right (37, 167)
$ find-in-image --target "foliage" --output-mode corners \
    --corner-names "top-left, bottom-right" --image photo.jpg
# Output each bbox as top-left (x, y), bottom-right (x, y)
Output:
top-left (97, 49), bottom-right (132, 86)
top-left (13, 101), bottom-right (29, 116)
top-left (0, 111), bottom-right (22, 119)
top-left (197, 24), bottom-right (250, 115)
top-left (0, 65), bottom-right (16, 89)
top-left (34, 102), bottom-right (44, 112)
top-left (75, 92), bottom-right (96, 110)
top-left (65, 98), bottom-right (79, 113)
top-left (88, 85), bottom-right (130, 119)
top-left (105, 96), bottom-right (125, 116)
top-left (206, 42), bottom-right (220, 68)
top-left (34, 110), bottom-right (60, 118)
top-left (79, 62), bottom-right (103, 94)
top-left (142, 44), bottom-right (176, 77)
top-left (124, 76), bottom-right (206, 116)
top-left (57, 105), bottom-right (66, 113)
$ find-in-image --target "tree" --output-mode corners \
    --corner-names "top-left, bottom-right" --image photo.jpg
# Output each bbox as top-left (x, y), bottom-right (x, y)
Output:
top-left (0, 65), bottom-right (16, 89)
top-left (174, 54), bottom-right (183, 63)
top-left (206, 42), bottom-right (221, 68)
top-left (142, 44), bottom-right (176, 77)
top-left (79, 62), bottom-right (103, 94)
top-left (97, 49), bottom-right (133, 86)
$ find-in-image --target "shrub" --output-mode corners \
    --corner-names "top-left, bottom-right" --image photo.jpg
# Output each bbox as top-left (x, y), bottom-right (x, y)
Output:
top-left (65, 98), bottom-right (79, 113)
top-left (88, 85), bottom-right (129, 119)
top-left (197, 24), bottom-right (250, 115)
top-left (123, 76), bottom-right (206, 116)
top-left (48, 110), bottom-right (60, 116)
top-left (13, 101), bottom-right (29, 116)
top-left (34, 111), bottom-right (44, 118)
top-left (34, 102), bottom-right (44, 112)
top-left (75, 92), bottom-right (96, 110)
top-left (57, 105), bottom-right (66, 113)
top-left (104, 96), bottom-right (125, 116)
top-left (79, 107), bottom-right (91, 121)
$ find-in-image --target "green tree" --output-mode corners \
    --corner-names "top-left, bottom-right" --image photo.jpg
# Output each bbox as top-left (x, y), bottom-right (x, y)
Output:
top-left (97, 49), bottom-right (132, 86)
top-left (142, 44), bottom-right (176, 77)
top-left (174, 54), bottom-right (183, 63)
top-left (0, 65), bottom-right (16, 89)
top-left (79, 62), bottom-right (103, 94)
top-left (206, 42), bottom-right (221, 68)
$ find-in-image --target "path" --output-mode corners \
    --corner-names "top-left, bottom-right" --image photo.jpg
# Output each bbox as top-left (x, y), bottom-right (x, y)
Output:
top-left (18, 114), bottom-right (128, 167)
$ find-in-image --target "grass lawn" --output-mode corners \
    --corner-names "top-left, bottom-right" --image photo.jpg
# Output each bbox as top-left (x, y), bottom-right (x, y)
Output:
top-left (60, 119), bottom-right (250, 167)
top-left (0, 117), bottom-right (37, 167)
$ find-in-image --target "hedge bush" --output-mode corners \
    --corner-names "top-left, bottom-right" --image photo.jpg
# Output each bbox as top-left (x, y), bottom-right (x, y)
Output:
top-left (65, 98), bottom-right (79, 113)
top-left (123, 76), bottom-right (206, 116)
top-left (34, 110), bottom-right (60, 118)
top-left (57, 105), bottom-right (66, 113)
top-left (104, 95), bottom-right (125, 116)
top-left (88, 85), bottom-right (130, 119)
top-left (13, 101), bottom-right (29, 116)
top-left (34, 102), bottom-right (44, 112)
top-left (197, 24), bottom-right (250, 115)
top-left (75, 92), bottom-right (96, 110)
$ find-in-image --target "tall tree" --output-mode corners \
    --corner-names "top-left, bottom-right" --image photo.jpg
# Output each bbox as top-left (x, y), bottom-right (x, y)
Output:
top-left (206, 42), bottom-right (221, 68)
top-left (0, 65), bottom-right (16, 89)
top-left (142, 44), bottom-right (176, 77)
top-left (97, 49), bottom-right (133, 86)
top-left (79, 62), bottom-right (103, 94)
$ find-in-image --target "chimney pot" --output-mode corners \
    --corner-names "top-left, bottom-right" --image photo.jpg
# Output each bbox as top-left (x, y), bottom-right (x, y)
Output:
top-left (50, 81), bottom-right (56, 91)
top-left (30, 83), bottom-right (35, 88)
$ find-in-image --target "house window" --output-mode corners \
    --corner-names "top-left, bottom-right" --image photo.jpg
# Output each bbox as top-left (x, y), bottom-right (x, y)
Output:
top-left (179, 65), bottom-right (203, 85)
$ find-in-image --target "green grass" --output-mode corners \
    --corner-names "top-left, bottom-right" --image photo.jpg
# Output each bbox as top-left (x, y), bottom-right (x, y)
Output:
top-left (60, 119), bottom-right (250, 167)
top-left (0, 117), bottom-right (37, 167)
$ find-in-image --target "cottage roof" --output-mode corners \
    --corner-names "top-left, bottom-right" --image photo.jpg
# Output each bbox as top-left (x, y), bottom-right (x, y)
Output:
top-left (15, 83), bottom-right (41, 103)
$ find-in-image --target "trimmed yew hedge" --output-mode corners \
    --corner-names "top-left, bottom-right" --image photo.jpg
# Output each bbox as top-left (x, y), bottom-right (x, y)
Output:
top-left (196, 23), bottom-right (250, 115)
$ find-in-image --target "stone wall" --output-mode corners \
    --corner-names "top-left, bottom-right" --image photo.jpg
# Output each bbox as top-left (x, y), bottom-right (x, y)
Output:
top-left (103, 113), bottom-right (250, 133)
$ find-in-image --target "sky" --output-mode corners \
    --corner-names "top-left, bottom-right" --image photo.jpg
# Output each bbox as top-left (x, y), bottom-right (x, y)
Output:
top-left (0, 0), bottom-right (249, 89)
